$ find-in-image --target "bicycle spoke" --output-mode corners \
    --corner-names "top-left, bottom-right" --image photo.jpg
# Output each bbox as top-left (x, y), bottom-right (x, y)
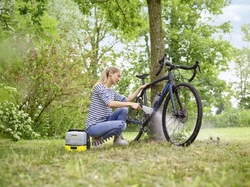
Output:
top-left (162, 83), bottom-right (202, 146)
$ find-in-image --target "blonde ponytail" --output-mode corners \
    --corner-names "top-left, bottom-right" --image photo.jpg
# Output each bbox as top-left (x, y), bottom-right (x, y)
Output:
top-left (93, 66), bottom-right (120, 88)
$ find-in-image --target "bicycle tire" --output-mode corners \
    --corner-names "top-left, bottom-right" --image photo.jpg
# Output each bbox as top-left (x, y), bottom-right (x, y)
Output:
top-left (162, 83), bottom-right (202, 146)
top-left (123, 97), bottom-right (148, 142)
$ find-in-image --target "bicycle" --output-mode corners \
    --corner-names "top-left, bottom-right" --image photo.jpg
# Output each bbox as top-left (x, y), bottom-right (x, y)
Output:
top-left (123, 52), bottom-right (203, 147)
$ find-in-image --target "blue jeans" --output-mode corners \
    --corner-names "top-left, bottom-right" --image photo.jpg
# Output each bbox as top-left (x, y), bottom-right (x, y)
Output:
top-left (87, 107), bottom-right (128, 140)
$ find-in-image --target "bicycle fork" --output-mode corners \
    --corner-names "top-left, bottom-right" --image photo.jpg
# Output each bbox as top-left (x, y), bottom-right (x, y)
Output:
top-left (154, 82), bottom-right (182, 117)
top-left (168, 85), bottom-right (187, 119)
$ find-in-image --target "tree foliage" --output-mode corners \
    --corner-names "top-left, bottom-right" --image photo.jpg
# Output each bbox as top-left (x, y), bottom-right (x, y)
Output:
top-left (0, 0), bottom-right (241, 140)
top-left (205, 107), bottom-right (250, 128)
top-left (242, 23), bottom-right (250, 42)
top-left (0, 0), bottom-right (49, 40)
top-left (0, 0), bottom-right (147, 139)
top-left (161, 0), bottom-right (233, 114)
top-left (0, 0), bottom-right (92, 138)
top-left (233, 24), bottom-right (250, 109)
top-left (78, 0), bottom-right (234, 115)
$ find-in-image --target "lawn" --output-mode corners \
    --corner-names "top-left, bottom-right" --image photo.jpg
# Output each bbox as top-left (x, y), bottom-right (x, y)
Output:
top-left (0, 127), bottom-right (250, 187)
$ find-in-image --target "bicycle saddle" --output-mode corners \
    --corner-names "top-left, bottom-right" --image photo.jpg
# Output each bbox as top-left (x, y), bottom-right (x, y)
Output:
top-left (136, 74), bottom-right (150, 80)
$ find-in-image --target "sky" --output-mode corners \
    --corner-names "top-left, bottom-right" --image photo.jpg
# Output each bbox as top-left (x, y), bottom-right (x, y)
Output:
top-left (217, 0), bottom-right (250, 49)
top-left (216, 0), bottom-right (250, 81)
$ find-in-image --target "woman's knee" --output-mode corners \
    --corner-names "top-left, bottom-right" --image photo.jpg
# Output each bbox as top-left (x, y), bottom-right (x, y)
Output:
top-left (117, 107), bottom-right (128, 114)
top-left (119, 107), bottom-right (128, 116)
top-left (120, 121), bottom-right (127, 131)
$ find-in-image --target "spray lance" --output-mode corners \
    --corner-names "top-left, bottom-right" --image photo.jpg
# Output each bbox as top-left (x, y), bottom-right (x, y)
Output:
top-left (141, 105), bottom-right (153, 115)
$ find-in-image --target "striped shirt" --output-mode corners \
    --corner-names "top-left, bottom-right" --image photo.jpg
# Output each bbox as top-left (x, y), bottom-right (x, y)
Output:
top-left (85, 84), bottom-right (126, 128)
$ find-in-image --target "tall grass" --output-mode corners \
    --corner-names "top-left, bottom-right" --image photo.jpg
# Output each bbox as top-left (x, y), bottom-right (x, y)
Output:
top-left (1, 127), bottom-right (250, 187)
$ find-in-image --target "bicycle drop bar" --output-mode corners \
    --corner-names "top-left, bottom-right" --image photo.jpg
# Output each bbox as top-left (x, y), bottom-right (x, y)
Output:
top-left (155, 53), bottom-right (168, 76)
top-left (156, 53), bottom-right (201, 82)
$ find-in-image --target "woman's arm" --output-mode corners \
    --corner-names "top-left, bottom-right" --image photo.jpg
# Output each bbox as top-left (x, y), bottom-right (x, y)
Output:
top-left (107, 84), bottom-right (149, 109)
top-left (108, 101), bottom-right (140, 109)
top-left (126, 84), bottom-right (149, 102)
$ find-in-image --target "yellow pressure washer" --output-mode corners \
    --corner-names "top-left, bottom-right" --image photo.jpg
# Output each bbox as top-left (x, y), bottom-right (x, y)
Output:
top-left (65, 129), bottom-right (90, 151)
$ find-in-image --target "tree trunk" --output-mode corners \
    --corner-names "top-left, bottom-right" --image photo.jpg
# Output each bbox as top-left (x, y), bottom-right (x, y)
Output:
top-left (147, 0), bottom-right (165, 140)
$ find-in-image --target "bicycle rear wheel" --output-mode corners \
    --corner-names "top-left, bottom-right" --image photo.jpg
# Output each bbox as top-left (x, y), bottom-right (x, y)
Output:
top-left (162, 83), bottom-right (202, 146)
top-left (123, 97), bottom-right (148, 142)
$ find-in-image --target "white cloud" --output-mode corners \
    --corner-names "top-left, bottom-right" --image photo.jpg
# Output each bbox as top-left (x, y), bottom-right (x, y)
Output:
top-left (217, 3), bottom-right (250, 84)
top-left (217, 4), bottom-right (250, 22)
top-left (211, 3), bottom-right (250, 49)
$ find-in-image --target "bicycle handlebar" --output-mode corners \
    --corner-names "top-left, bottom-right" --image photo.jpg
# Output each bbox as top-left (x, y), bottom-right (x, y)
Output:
top-left (155, 53), bottom-right (167, 76)
top-left (156, 52), bottom-right (202, 82)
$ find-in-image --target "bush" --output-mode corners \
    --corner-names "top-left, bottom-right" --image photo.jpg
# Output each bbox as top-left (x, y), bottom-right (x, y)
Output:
top-left (0, 101), bottom-right (40, 141)
top-left (35, 105), bottom-right (87, 139)
top-left (205, 108), bottom-right (250, 128)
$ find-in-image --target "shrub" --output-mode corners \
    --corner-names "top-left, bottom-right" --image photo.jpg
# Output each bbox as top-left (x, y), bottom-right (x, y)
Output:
top-left (205, 108), bottom-right (250, 128)
top-left (0, 101), bottom-right (40, 141)
top-left (35, 105), bottom-right (87, 139)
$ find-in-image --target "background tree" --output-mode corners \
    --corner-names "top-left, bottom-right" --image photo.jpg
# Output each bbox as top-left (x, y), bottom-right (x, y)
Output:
top-left (233, 24), bottom-right (250, 109)
top-left (0, 0), bottom-right (90, 137)
top-left (242, 23), bottom-right (250, 42)
top-left (74, 0), bottom-right (234, 137)
top-left (146, 0), bottom-right (165, 102)
top-left (74, 0), bottom-right (149, 75)
top-left (162, 0), bottom-right (233, 115)
top-left (1, 0), bottom-right (148, 138)
top-left (203, 22), bottom-right (250, 128)
top-left (79, 0), bottom-right (234, 139)
top-left (84, 0), bottom-right (233, 113)
top-left (1, 0), bottom-right (243, 140)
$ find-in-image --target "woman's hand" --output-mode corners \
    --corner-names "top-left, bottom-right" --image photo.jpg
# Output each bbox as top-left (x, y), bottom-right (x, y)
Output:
top-left (131, 103), bottom-right (141, 110)
top-left (140, 83), bottom-right (149, 90)
top-left (126, 83), bottom-right (150, 102)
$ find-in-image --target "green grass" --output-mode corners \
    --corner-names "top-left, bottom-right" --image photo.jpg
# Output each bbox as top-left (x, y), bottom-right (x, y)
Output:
top-left (1, 127), bottom-right (250, 187)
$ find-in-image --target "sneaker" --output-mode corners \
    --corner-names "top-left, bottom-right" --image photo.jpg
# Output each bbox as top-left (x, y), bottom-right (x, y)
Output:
top-left (113, 136), bottom-right (129, 146)
top-left (93, 142), bottom-right (103, 148)
top-left (92, 137), bottom-right (103, 148)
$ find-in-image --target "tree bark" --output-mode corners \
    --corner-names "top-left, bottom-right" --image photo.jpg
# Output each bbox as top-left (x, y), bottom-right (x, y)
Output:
top-left (147, 0), bottom-right (165, 140)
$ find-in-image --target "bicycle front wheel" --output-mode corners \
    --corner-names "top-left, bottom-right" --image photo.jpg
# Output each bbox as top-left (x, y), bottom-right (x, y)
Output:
top-left (162, 83), bottom-right (202, 146)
